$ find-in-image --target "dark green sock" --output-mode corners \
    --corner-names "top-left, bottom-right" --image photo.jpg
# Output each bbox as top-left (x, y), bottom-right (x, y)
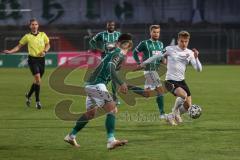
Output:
top-left (128, 85), bottom-right (145, 97)
top-left (156, 95), bottom-right (164, 115)
top-left (70, 115), bottom-right (89, 136)
top-left (105, 113), bottom-right (115, 140)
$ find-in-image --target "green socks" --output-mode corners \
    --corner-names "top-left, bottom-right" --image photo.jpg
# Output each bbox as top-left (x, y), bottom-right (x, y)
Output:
top-left (105, 113), bottom-right (116, 141)
top-left (156, 94), bottom-right (165, 115)
top-left (70, 115), bottom-right (89, 136)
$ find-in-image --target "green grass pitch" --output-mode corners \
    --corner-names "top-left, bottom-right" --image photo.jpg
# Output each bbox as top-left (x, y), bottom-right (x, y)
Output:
top-left (0, 65), bottom-right (240, 160)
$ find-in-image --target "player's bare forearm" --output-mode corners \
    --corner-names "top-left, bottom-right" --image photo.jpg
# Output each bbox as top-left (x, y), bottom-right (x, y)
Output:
top-left (192, 48), bottom-right (199, 59)
top-left (44, 43), bottom-right (50, 52)
top-left (3, 44), bottom-right (22, 54)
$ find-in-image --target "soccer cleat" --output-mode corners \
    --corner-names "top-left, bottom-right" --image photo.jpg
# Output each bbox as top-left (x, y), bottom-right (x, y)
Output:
top-left (159, 114), bottom-right (166, 120)
top-left (36, 101), bottom-right (42, 109)
top-left (64, 134), bottom-right (80, 148)
top-left (25, 93), bottom-right (31, 107)
top-left (165, 113), bottom-right (177, 126)
top-left (174, 113), bottom-right (183, 123)
top-left (107, 139), bottom-right (128, 150)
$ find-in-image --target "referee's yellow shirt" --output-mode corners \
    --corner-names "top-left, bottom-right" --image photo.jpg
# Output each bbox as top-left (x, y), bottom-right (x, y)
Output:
top-left (19, 32), bottom-right (49, 57)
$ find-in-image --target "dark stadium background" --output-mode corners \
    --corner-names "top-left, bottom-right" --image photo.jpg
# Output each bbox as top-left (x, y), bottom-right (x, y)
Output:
top-left (0, 0), bottom-right (239, 65)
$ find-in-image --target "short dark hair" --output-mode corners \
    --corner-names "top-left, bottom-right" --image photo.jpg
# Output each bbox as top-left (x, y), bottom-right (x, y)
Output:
top-left (29, 18), bottom-right (38, 25)
top-left (106, 20), bottom-right (115, 25)
top-left (118, 33), bottom-right (132, 42)
top-left (149, 25), bottom-right (160, 32)
top-left (178, 31), bottom-right (190, 39)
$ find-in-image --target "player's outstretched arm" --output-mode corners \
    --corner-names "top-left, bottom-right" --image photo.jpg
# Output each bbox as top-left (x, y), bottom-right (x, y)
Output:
top-left (141, 53), bottom-right (165, 67)
top-left (191, 48), bottom-right (202, 72)
top-left (3, 44), bottom-right (23, 54)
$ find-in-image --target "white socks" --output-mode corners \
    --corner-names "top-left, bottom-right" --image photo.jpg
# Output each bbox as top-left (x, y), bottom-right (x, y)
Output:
top-left (179, 105), bottom-right (188, 114)
top-left (172, 97), bottom-right (185, 113)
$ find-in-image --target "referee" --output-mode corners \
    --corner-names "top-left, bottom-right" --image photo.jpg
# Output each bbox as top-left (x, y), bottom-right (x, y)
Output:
top-left (3, 18), bottom-right (50, 109)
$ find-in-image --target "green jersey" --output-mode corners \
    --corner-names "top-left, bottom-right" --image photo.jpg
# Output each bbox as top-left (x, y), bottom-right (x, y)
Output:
top-left (87, 48), bottom-right (125, 85)
top-left (89, 31), bottom-right (121, 54)
top-left (133, 39), bottom-right (165, 71)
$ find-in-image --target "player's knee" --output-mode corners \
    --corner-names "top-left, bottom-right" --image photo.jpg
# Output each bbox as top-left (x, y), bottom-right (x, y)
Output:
top-left (85, 112), bottom-right (95, 120)
top-left (183, 93), bottom-right (187, 99)
top-left (34, 76), bottom-right (41, 84)
top-left (143, 91), bottom-right (150, 98)
top-left (112, 107), bottom-right (118, 114)
top-left (36, 79), bottom-right (41, 85)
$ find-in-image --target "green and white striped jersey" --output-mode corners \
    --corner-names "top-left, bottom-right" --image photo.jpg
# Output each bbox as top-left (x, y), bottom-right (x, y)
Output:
top-left (133, 39), bottom-right (165, 71)
top-left (87, 48), bottom-right (125, 85)
top-left (89, 31), bottom-right (121, 54)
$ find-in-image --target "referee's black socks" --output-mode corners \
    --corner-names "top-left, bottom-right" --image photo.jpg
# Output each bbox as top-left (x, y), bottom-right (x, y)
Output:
top-left (27, 83), bottom-right (35, 98)
top-left (34, 84), bottom-right (40, 102)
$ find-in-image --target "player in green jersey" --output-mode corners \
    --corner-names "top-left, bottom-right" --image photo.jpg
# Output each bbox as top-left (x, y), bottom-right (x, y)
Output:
top-left (131, 25), bottom-right (166, 119)
top-left (89, 20), bottom-right (121, 105)
top-left (64, 33), bottom-right (133, 150)
top-left (89, 21), bottom-right (121, 58)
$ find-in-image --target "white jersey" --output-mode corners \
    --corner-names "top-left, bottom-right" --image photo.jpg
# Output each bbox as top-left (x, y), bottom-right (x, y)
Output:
top-left (165, 45), bottom-right (202, 81)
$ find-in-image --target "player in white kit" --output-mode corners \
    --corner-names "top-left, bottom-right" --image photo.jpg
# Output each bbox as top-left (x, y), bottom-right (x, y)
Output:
top-left (163, 31), bottom-right (202, 125)
top-left (133, 30), bottom-right (202, 125)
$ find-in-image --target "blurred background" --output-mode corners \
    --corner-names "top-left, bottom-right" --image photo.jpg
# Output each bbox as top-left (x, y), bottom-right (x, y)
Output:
top-left (0, 0), bottom-right (240, 67)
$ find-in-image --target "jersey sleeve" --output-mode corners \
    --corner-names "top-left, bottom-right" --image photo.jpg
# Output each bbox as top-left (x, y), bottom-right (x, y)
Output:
top-left (108, 54), bottom-right (124, 85)
top-left (89, 32), bottom-right (102, 50)
top-left (43, 32), bottom-right (50, 44)
top-left (164, 46), bottom-right (173, 56)
top-left (189, 51), bottom-right (202, 72)
top-left (133, 41), bottom-right (145, 64)
top-left (19, 34), bottom-right (28, 45)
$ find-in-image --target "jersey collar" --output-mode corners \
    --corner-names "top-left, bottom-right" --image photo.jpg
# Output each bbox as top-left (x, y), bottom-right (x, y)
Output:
top-left (150, 38), bottom-right (159, 42)
top-left (177, 45), bottom-right (187, 51)
top-left (30, 31), bottom-right (39, 36)
top-left (106, 30), bottom-right (115, 34)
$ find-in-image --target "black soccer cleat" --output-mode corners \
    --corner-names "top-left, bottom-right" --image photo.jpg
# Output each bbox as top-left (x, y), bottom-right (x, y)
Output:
top-left (36, 101), bottom-right (42, 109)
top-left (25, 93), bottom-right (31, 107)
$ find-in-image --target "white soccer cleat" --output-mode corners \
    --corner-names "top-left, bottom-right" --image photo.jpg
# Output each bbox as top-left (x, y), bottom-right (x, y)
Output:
top-left (174, 113), bottom-right (183, 124)
top-left (165, 113), bottom-right (177, 126)
top-left (107, 139), bottom-right (128, 150)
top-left (64, 134), bottom-right (80, 148)
top-left (159, 114), bottom-right (166, 120)
top-left (36, 101), bottom-right (42, 109)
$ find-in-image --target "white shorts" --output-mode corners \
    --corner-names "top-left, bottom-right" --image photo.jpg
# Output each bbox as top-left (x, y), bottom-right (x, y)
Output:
top-left (85, 83), bottom-right (113, 110)
top-left (144, 71), bottom-right (162, 90)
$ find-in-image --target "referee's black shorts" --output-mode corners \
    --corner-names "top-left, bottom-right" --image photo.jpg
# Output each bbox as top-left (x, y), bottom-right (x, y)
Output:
top-left (164, 80), bottom-right (191, 96)
top-left (28, 56), bottom-right (45, 77)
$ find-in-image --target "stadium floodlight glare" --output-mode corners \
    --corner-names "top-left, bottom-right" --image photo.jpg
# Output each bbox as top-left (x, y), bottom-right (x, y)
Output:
top-left (0, 9), bottom-right (32, 12)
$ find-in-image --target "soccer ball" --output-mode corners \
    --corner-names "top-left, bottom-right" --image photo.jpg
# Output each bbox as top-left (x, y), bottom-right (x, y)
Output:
top-left (188, 104), bottom-right (202, 119)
